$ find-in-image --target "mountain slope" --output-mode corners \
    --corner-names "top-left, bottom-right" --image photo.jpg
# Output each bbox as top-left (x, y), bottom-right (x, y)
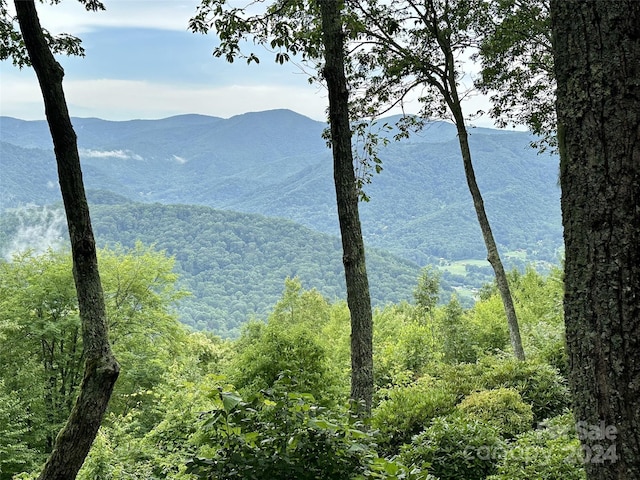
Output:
top-left (0, 110), bottom-right (562, 263)
top-left (0, 201), bottom-right (422, 337)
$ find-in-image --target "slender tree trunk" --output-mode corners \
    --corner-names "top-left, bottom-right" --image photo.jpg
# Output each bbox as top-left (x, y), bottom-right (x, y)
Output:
top-left (447, 87), bottom-right (525, 360)
top-left (427, 0), bottom-right (525, 360)
top-left (318, 0), bottom-right (374, 415)
top-left (15, 2), bottom-right (120, 479)
top-left (551, 1), bottom-right (640, 478)
top-left (455, 119), bottom-right (525, 361)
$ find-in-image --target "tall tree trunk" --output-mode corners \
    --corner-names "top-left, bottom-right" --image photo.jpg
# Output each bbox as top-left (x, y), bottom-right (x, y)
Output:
top-left (15, 2), bottom-right (120, 479)
top-left (318, 0), bottom-right (374, 415)
top-left (551, 1), bottom-right (640, 478)
top-left (445, 58), bottom-right (525, 361)
top-left (454, 118), bottom-right (525, 361)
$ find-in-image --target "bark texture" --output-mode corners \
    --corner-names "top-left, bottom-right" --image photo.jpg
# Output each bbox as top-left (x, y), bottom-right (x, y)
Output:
top-left (551, 1), bottom-right (640, 478)
top-left (14, 2), bottom-right (120, 479)
top-left (319, 0), bottom-right (374, 415)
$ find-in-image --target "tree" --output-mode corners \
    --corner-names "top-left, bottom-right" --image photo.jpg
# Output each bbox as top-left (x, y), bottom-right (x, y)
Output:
top-left (318, 0), bottom-right (374, 415)
top-left (8, 1), bottom-right (119, 478)
top-left (0, 250), bottom-right (84, 454)
top-left (190, 0), bottom-right (375, 414)
top-left (550, 1), bottom-right (640, 478)
top-left (414, 266), bottom-right (441, 317)
top-left (474, 0), bottom-right (555, 152)
top-left (346, 0), bottom-right (525, 360)
top-left (0, 245), bottom-right (189, 478)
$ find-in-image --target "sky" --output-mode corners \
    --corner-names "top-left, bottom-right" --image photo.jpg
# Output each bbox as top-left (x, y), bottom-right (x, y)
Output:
top-left (0, 0), bottom-right (497, 125)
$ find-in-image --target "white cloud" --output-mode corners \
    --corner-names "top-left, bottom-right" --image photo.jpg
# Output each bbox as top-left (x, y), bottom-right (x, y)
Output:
top-left (0, 74), bottom-right (329, 121)
top-left (63, 79), bottom-right (329, 120)
top-left (173, 155), bottom-right (188, 164)
top-left (0, 73), bottom-right (508, 128)
top-left (80, 148), bottom-right (143, 160)
top-left (18, 0), bottom-right (196, 34)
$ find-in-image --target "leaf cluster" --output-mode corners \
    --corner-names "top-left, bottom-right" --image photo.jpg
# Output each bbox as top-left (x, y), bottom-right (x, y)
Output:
top-left (189, 0), bottom-right (323, 66)
top-left (474, 0), bottom-right (556, 151)
top-left (0, 0), bottom-right (105, 68)
top-left (188, 379), bottom-right (422, 479)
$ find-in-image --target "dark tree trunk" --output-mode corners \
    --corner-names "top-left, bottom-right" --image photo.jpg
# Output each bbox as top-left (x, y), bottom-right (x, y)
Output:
top-left (443, 33), bottom-right (525, 361)
top-left (551, 1), bottom-right (640, 478)
top-left (318, 0), bottom-right (374, 415)
top-left (14, 2), bottom-right (120, 479)
top-left (454, 117), bottom-right (525, 361)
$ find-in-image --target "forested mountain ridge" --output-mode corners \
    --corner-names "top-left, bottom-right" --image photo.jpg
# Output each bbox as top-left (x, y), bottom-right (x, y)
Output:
top-left (0, 109), bottom-right (562, 264)
top-left (0, 201), bottom-right (423, 336)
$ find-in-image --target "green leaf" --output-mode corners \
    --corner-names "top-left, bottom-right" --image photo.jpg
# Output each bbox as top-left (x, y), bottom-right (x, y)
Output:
top-left (220, 391), bottom-right (243, 413)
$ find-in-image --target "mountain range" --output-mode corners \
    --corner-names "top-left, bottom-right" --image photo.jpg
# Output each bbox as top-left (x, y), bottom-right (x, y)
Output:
top-left (0, 109), bottom-right (562, 266)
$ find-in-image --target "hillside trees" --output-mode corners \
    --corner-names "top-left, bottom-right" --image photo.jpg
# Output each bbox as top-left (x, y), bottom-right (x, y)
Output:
top-left (191, 0), bottom-right (374, 413)
top-left (551, 1), bottom-right (640, 478)
top-left (8, 1), bottom-right (119, 478)
top-left (0, 245), bottom-right (188, 479)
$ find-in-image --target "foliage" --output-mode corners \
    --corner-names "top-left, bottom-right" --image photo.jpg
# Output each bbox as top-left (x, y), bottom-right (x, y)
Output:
top-left (510, 267), bottom-right (567, 374)
top-left (372, 377), bottom-right (457, 455)
top-left (0, 0), bottom-right (104, 68)
top-left (373, 302), bottom-right (435, 387)
top-left (473, 266), bottom-right (568, 372)
top-left (226, 279), bottom-right (346, 405)
top-left (400, 414), bottom-right (505, 480)
top-left (0, 221), bottom-right (571, 479)
top-left (77, 373), bottom-right (224, 480)
top-left (487, 412), bottom-right (586, 480)
top-left (413, 266), bottom-right (441, 315)
top-left (466, 293), bottom-right (511, 355)
top-left (99, 242), bottom-right (191, 416)
top-left (0, 244), bottom-right (194, 476)
top-left (434, 295), bottom-right (478, 363)
top-left (456, 387), bottom-right (534, 438)
top-left (424, 355), bottom-right (570, 424)
top-left (188, 380), bottom-right (422, 480)
top-left (475, 356), bottom-right (571, 423)
top-left (0, 381), bottom-right (42, 479)
top-left (0, 249), bottom-right (84, 451)
top-left (474, 0), bottom-right (556, 152)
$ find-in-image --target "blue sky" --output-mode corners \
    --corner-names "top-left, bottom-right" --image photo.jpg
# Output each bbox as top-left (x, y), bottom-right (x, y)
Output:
top-left (0, 0), bottom-right (495, 125)
top-left (1, 0), bottom-right (331, 121)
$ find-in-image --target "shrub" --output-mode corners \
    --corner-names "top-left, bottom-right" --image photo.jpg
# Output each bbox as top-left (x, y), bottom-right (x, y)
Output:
top-left (477, 356), bottom-right (571, 423)
top-left (424, 361), bottom-right (484, 401)
top-left (188, 380), bottom-right (423, 480)
top-left (372, 377), bottom-right (457, 454)
top-left (521, 321), bottom-right (569, 377)
top-left (457, 388), bottom-right (534, 438)
top-left (488, 412), bottom-right (586, 480)
top-left (228, 322), bottom-right (340, 405)
top-left (400, 414), bottom-right (505, 480)
top-left (424, 355), bottom-right (571, 424)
